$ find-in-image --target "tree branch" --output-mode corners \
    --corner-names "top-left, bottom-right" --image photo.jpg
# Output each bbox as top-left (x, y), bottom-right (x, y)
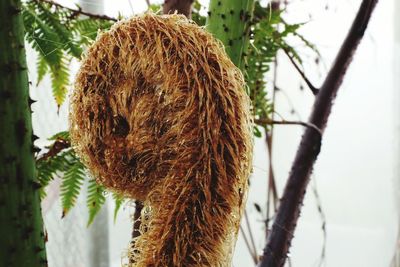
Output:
top-left (258, 0), bottom-right (378, 266)
top-left (36, 138), bottom-right (70, 162)
top-left (35, 0), bottom-right (118, 21)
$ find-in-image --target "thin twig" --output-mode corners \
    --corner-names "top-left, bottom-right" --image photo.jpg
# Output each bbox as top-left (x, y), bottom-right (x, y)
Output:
top-left (240, 225), bottom-right (258, 264)
top-left (268, 60), bottom-right (279, 209)
top-left (255, 119), bottom-right (322, 136)
top-left (282, 48), bottom-right (319, 95)
top-left (35, 0), bottom-right (118, 21)
top-left (244, 210), bottom-right (258, 262)
top-left (273, 87), bottom-right (328, 266)
top-left (127, 0), bottom-right (134, 14)
top-left (258, 0), bottom-right (378, 266)
top-left (265, 59), bottom-right (279, 243)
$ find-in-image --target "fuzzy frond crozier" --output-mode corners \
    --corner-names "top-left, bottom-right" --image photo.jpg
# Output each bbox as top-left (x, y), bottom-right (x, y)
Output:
top-left (70, 13), bottom-right (253, 266)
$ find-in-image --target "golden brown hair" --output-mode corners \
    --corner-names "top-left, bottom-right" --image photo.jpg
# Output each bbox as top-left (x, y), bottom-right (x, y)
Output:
top-left (70, 13), bottom-right (253, 266)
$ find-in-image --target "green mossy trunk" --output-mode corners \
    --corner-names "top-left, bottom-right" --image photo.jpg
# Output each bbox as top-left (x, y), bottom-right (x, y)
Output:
top-left (0, 0), bottom-right (47, 266)
top-left (206, 0), bottom-right (255, 70)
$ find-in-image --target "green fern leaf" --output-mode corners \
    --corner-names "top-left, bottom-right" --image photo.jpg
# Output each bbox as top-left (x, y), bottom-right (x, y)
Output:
top-left (35, 1), bottom-right (83, 58)
top-left (50, 55), bottom-right (70, 107)
top-left (23, 2), bottom-right (70, 106)
top-left (192, 1), bottom-right (206, 26)
top-left (23, 5), bottom-right (63, 66)
top-left (87, 179), bottom-right (106, 226)
top-left (49, 131), bottom-right (70, 141)
top-left (61, 160), bottom-right (85, 218)
top-left (23, 0), bottom-right (116, 106)
top-left (246, 2), bottom-right (318, 125)
top-left (37, 151), bottom-right (70, 199)
top-left (36, 55), bottom-right (48, 85)
top-left (112, 192), bottom-right (126, 223)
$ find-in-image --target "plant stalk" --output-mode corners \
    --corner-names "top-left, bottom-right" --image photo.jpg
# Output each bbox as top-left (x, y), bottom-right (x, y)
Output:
top-left (206, 0), bottom-right (255, 70)
top-left (0, 0), bottom-right (47, 265)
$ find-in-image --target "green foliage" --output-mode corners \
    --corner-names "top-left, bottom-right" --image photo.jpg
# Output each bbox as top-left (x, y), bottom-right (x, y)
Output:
top-left (22, 0), bottom-right (112, 108)
top-left (61, 159), bottom-right (85, 217)
top-left (87, 179), bottom-right (106, 226)
top-left (246, 2), bottom-right (319, 131)
top-left (37, 150), bottom-right (70, 199)
top-left (71, 18), bottom-right (113, 45)
top-left (192, 1), bottom-right (206, 26)
top-left (148, 3), bottom-right (162, 13)
top-left (36, 131), bottom-right (125, 225)
top-left (49, 130), bottom-right (70, 140)
top-left (112, 192), bottom-right (126, 223)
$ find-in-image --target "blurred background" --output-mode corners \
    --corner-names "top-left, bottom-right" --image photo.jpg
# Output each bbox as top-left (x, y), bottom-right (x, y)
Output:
top-left (28, 0), bottom-right (397, 266)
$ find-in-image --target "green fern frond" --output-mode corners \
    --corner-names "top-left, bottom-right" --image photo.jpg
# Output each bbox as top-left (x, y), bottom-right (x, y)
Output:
top-left (23, 0), bottom-right (116, 106)
top-left (37, 151), bottom-right (70, 199)
top-left (34, 1), bottom-right (83, 58)
top-left (87, 179), bottom-right (106, 226)
top-left (23, 5), bottom-right (63, 65)
top-left (246, 2), bottom-right (317, 126)
top-left (112, 192), bottom-right (126, 223)
top-left (24, 2), bottom-right (70, 106)
top-left (36, 131), bottom-right (73, 198)
top-left (49, 131), bottom-right (70, 141)
top-left (71, 18), bottom-right (112, 45)
top-left (36, 55), bottom-right (48, 85)
top-left (61, 160), bottom-right (85, 218)
top-left (246, 4), bottom-right (280, 121)
top-left (192, 1), bottom-right (206, 26)
top-left (50, 55), bottom-right (70, 107)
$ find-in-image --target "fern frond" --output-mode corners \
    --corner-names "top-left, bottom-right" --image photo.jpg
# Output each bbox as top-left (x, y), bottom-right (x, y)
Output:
top-left (192, 1), bottom-right (206, 26)
top-left (23, 0), bottom-right (116, 106)
top-left (87, 179), bottom-right (106, 226)
top-left (246, 5), bottom-right (280, 121)
top-left (50, 54), bottom-right (70, 107)
top-left (36, 55), bottom-right (48, 85)
top-left (61, 160), bottom-right (85, 218)
top-left (23, 5), bottom-right (63, 65)
top-left (35, 1), bottom-right (83, 58)
top-left (246, 2), bottom-right (317, 125)
top-left (49, 131), bottom-right (70, 141)
top-left (71, 18), bottom-right (112, 45)
top-left (23, 1), bottom-right (71, 106)
top-left (112, 192), bottom-right (126, 223)
top-left (37, 151), bottom-right (70, 199)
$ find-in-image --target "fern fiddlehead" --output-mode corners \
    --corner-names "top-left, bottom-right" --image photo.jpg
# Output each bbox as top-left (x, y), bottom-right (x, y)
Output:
top-left (70, 13), bottom-right (253, 266)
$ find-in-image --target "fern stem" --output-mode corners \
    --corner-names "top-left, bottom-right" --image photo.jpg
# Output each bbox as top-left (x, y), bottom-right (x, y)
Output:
top-left (0, 0), bottom-right (47, 265)
top-left (206, 0), bottom-right (255, 70)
